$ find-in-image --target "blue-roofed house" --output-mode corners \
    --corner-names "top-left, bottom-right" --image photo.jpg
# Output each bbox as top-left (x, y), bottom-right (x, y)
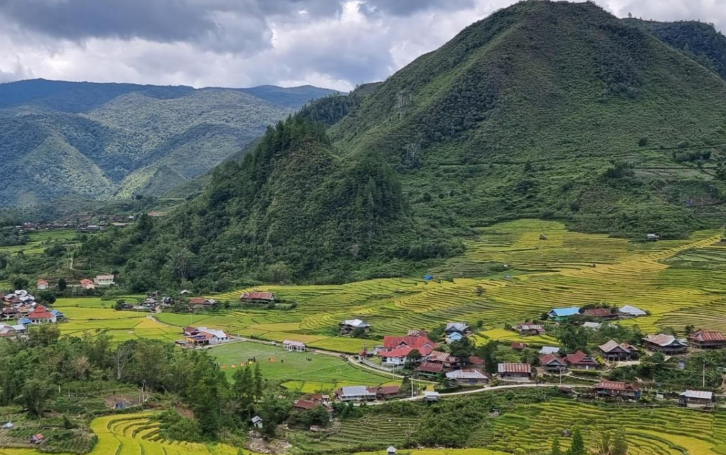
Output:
top-left (51, 309), bottom-right (65, 320)
top-left (18, 318), bottom-right (32, 326)
top-left (548, 307), bottom-right (580, 322)
top-left (447, 332), bottom-right (464, 343)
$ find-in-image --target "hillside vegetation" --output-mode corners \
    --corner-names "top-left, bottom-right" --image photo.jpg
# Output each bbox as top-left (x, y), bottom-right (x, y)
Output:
top-left (0, 80), bottom-right (334, 206)
top-left (331, 1), bottom-right (726, 239)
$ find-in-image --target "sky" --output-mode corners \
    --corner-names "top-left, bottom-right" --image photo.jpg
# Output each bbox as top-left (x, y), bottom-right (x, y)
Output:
top-left (0, 0), bottom-right (724, 91)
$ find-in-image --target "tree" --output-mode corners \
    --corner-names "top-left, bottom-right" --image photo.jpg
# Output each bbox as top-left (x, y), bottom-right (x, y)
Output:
top-left (11, 276), bottom-right (28, 291)
top-left (551, 436), bottom-right (562, 455)
top-left (38, 291), bottom-right (56, 305)
top-left (21, 378), bottom-right (53, 417)
top-left (253, 362), bottom-right (263, 400)
top-left (405, 349), bottom-right (422, 369)
top-left (233, 366), bottom-right (253, 414)
top-left (568, 428), bottom-right (586, 455)
top-left (58, 278), bottom-right (67, 291)
top-left (612, 430), bottom-right (628, 455)
top-left (449, 338), bottom-right (475, 365)
top-left (597, 432), bottom-right (611, 455)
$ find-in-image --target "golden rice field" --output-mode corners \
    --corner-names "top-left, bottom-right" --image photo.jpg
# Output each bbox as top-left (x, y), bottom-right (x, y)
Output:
top-left (56, 220), bottom-right (726, 353)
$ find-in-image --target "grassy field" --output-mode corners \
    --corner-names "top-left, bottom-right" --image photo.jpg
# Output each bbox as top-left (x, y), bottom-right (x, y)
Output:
top-left (57, 219), bottom-right (726, 353)
top-left (210, 341), bottom-right (395, 392)
top-left (0, 229), bottom-right (79, 256)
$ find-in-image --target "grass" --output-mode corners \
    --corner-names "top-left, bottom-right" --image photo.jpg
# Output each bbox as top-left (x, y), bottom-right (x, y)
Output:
top-left (210, 341), bottom-right (394, 391)
top-left (0, 229), bottom-right (79, 257)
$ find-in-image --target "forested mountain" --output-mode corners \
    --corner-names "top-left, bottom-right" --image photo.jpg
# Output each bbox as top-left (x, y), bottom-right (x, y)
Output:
top-left (82, 1), bottom-right (726, 290)
top-left (330, 1), bottom-right (726, 238)
top-left (0, 79), bottom-right (334, 206)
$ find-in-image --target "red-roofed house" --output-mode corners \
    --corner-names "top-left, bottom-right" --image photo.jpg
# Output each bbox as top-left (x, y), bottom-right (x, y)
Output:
top-left (293, 399), bottom-right (318, 411)
top-left (379, 335), bottom-right (437, 366)
top-left (367, 385), bottom-right (402, 400)
top-left (539, 354), bottom-right (568, 373)
top-left (594, 381), bottom-right (641, 400)
top-left (514, 323), bottom-right (546, 336)
top-left (511, 342), bottom-right (527, 350)
top-left (565, 351), bottom-right (599, 370)
top-left (498, 363), bottom-right (533, 381)
top-left (240, 292), bottom-right (276, 304)
top-left (27, 306), bottom-right (56, 324)
top-left (643, 334), bottom-right (688, 354)
top-left (427, 350), bottom-right (458, 370)
top-left (416, 362), bottom-right (444, 378)
top-left (469, 356), bottom-right (485, 370)
top-left (80, 279), bottom-right (95, 290)
top-left (688, 330), bottom-right (726, 350)
top-left (582, 308), bottom-right (619, 320)
top-left (189, 298), bottom-right (216, 308)
top-left (36, 279), bottom-right (49, 290)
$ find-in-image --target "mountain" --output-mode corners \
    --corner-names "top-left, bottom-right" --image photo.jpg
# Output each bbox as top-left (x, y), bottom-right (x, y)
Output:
top-left (626, 19), bottom-right (726, 83)
top-left (329, 0), bottom-right (726, 238)
top-left (0, 79), bottom-right (335, 206)
top-left (82, 1), bottom-right (726, 291)
top-left (81, 117), bottom-right (457, 290)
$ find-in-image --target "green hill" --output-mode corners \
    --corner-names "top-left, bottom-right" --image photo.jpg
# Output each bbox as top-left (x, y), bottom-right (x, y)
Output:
top-left (0, 80), bottom-right (335, 206)
top-left (330, 0), bottom-right (726, 238)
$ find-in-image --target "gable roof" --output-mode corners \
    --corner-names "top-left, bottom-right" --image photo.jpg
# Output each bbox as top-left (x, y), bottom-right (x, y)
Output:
top-left (341, 319), bottom-right (371, 328)
top-left (80, 279), bottom-right (94, 285)
top-left (549, 307), bottom-right (580, 317)
top-left (599, 340), bottom-right (633, 354)
top-left (469, 355), bottom-right (485, 365)
top-left (293, 399), bottom-right (318, 410)
top-left (539, 346), bottom-right (561, 355)
top-left (643, 334), bottom-right (686, 347)
top-left (445, 322), bottom-right (469, 332)
top-left (619, 305), bottom-right (646, 316)
top-left (498, 363), bottom-right (531, 374)
top-left (337, 386), bottom-right (375, 397)
top-left (516, 323), bottom-right (545, 331)
top-left (595, 381), bottom-right (639, 391)
top-left (689, 330), bottom-right (725, 342)
top-left (283, 340), bottom-right (306, 347)
top-left (565, 351), bottom-right (598, 365)
top-left (582, 308), bottom-right (614, 317)
top-left (383, 335), bottom-right (437, 351)
top-left (539, 354), bottom-right (567, 366)
top-left (28, 306), bottom-right (53, 319)
top-left (681, 390), bottom-right (713, 400)
top-left (582, 322), bottom-right (602, 329)
top-left (510, 342), bottom-right (527, 350)
top-left (446, 369), bottom-right (488, 380)
top-left (240, 291), bottom-right (275, 301)
top-left (428, 350), bottom-right (455, 363)
top-left (417, 362), bottom-right (444, 373)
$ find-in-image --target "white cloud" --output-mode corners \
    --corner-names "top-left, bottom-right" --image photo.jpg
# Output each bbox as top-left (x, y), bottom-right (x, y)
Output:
top-left (0, 0), bottom-right (722, 91)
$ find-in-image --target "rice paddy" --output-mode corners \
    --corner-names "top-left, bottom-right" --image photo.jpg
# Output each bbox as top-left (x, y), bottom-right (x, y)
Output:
top-left (56, 220), bottom-right (726, 353)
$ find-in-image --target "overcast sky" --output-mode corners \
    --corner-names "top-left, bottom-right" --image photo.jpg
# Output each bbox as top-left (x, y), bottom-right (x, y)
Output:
top-left (0, 0), bottom-right (724, 91)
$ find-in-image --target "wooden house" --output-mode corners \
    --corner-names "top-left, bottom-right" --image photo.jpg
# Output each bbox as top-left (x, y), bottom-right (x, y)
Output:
top-left (594, 381), bottom-right (641, 400)
top-left (688, 330), bottom-right (726, 350)
top-left (498, 363), bottom-right (533, 382)
top-left (643, 334), bottom-right (687, 354)
top-left (599, 340), bottom-right (636, 361)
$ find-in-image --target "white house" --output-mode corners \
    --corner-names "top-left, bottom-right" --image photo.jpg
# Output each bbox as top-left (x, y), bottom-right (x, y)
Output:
top-left (335, 386), bottom-right (376, 402)
top-left (94, 275), bottom-right (115, 286)
top-left (283, 340), bottom-right (306, 352)
top-left (251, 416), bottom-right (263, 429)
top-left (37, 280), bottom-right (49, 290)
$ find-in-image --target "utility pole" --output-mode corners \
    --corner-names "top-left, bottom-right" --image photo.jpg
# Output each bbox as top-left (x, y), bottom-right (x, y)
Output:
top-left (703, 361), bottom-right (706, 388)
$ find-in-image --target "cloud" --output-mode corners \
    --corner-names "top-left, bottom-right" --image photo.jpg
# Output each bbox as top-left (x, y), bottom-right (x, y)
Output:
top-left (0, 0), bottom-right (723, 91)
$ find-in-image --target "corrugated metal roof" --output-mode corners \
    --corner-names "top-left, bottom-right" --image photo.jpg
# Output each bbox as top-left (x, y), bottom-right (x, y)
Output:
top-left (446, 369), bottom-right (488, 380)
top-left (619, 305), bottom-right (646, 316)
top-left (498, 363), bottom-right (531, 373)
top-left (340, 386), bottom-right (375, 396)
top-left (549, 307), bottom-right (580, 317)
top-left (681, 390), bottom-right (713, 400)
top-left (690, 330), bottom-right (725, 342)
top-left (539, 346), bottom-right (561, 355)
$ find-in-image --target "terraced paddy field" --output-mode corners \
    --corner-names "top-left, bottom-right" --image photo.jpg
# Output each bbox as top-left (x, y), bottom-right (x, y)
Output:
top-left (210, 341), bottom-right (396, 391)
top-left (0, 229), bottom-right (79, 256)
top-left (474, 398), bottom-right (726, 455)
top-left (57, 220), bottom-right (726, 352)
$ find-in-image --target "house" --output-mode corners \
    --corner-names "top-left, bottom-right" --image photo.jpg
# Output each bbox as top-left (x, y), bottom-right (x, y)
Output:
top-left (582, 322), bottom-right (602, 330)
top-left (424, 391), bottom-right (440, 402)
top-left (27, 306), bottom-right (56, 324)
top-left (36, 279), bottom-right (49, 290)
top-left (427, 350), bottom-right (458, 370)
top-left (565, 351), bottom-right (599, 370)
top-left (94, 274), bottom-right (115, 286)
top-left (0, 324), bottom-right (16, 338)
top-left (1, 307), bottom-right (18, 320)
top-left (379, 347), bottom-right (416, 366)
top-left (283, 340), bottom-right (306, 352)
top-left (539, 346), bottom-right (561, 355)
top-left (619, 305), bottom-right (646, 318)
top-left (379, 335), bottom-right (437, 366)
top-left (340, 319), bottom-right (372, 335)
top-left (335, 386), bottom-right (376, 402)
top-left (51, 309), bottom-right (65, 320)
top-left (416, 362), bottom-right (444, 378)
top-left (367, 385), bottom-right (402, 400)
top-left (445, 322), bottom-right (470, 336)
top-left (498, 363), bottom-right (533, 381)
top-left (387, 447), bottom-right (397, 455)
top-left (184, 327), bottom-right (229, 346)
top-left (581, 308), bottom-right (619, 320)
top-left (469, 356), bottom-right (485, 370)
top-left (189, 297), bottom-right (216, 308)
top-left (646, 234), bottom-right (660, 242)
top-left (446, 332), bottom-right (464, 343)
top-left (240, 291), bottom-right (276, 305)
top-left (30, 434), bottom-right (45, 444)
top-left (2, 422), bottom-right (13, 429)
top-left (679, 390), bottom-right (714, 408)
top-left (293, 399), bottom-right (318, 411)
top-left (514, 323), bottom-right (546, 336)
top-left (643, 334), bottom-right (688, 354)
top-left (80, 279), bottom-right (96, 290)
top-left (310, 394), bottom-right (331, 405)
top-left (594, 381), bottom-right (641, 400)
top-left (548, 307), bottom-right (580, 321)
top-left (539, 354), bottom-right (568, 373)
top-left (251, 416), bottom-right (263, 429)
top-left (688, 330), bottom-right (726, 350)
top-left (510, 342), bottom-right (527, 350)
top-left (446, 369), bottom-right (489, 386)
top-left (599, 340), bottom-right (636, 361)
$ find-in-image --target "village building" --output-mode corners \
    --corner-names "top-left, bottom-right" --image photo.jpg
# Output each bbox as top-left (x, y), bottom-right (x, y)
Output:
top-left (184, 327), bottom-right (229, 346)
top-left (446, 369), bottom-right (489, 386)
top-left (688, 330), bottom-right (726, 350)
top-left (27, 305), bottom-right (56, 324)
top-left (514, 323), bottom-right (546, 336)
top-left (582, 322), bottom-right (602, 330)
top-left (335, 386), bottom-right (376, 402)
top-left (367, 385), bottom-right (402, 400)
top-left (445, 322), bottom-right (471, 336)
top-left (378, 334), bottom-right (437, 366)
top-left (679, 390), bottom-right (714, 408)
top-left (618, 305), bottom-right (646, 318)
top-left (80, 279), bottom-right (96, 290)
top-left (424, 391), bottom-right (440, 402)
top-left (539, 354), bottom-right (568, 374)
top-left (594, 381), bottom-right (641, 400)
top-left (510, 342), bottom-right (527, 350)
top-left (251, 416), bottom-right (263, 429)
top-left (36, 279), bottom-right (49, 290)
top-left (469, 356), bottom-right (486, 370)
top-left (0, 324), bottom-right (16, 338)
top-left (599, 340), bottom-right (636, 361)
top-left (581, 308), bottom-right (619, 320)
top-left (539, 346), bottom-right (561, 355)
top-left (189, 297), bottom-right (216, 309)
top-left (646, 234), bottom-right (660, 242)
top-left (293, 399), bottom-right (318, 411)
top-left (94, 274), bottom-right (115, 286)
top-left (427, 350), bottom-right (458, 370)
top-left (548, 307), bottom-right (580, 322)
top-left (239, 291), bottom-right (276, 305)
top-left (340, 319), bottom-right (372, 335)
top-left (416, 361), bottom-right (444, 378)
top-left (1, 307), bottom-right (18, 320)
top-left (283, 340), bottom-right (307, 352)
top-left (446, 332), bottom-right (464, 343)
top-left (565, 351), bottom-right (599, 370)
top-left (643, 334), bottom-right (688, 354)
top-left (498, 363), bottom-right (533, 382)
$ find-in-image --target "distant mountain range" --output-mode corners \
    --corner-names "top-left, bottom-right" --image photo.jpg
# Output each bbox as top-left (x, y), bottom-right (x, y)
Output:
top-left (0, 79), bottom-right (336, 206)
